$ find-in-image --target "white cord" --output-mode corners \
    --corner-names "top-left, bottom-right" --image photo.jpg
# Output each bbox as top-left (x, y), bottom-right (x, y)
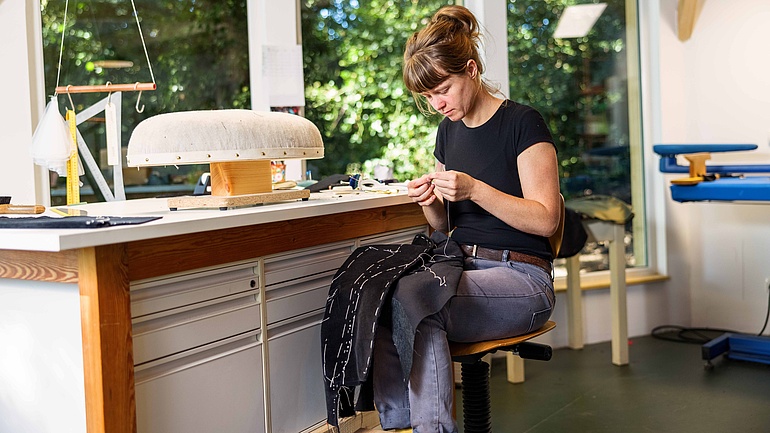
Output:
top-left (55, 0), bottom-right (156, 89)
top-left (130, 0), bottom-right (156, 85)
top-left (55, 0), bottom-right (70, 92)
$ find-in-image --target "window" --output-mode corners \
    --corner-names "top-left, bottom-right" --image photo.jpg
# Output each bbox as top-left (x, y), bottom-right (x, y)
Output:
top-left (40, 0), bottom-right (250, 205)
top-left (507, 0), bottom-right (646, 274)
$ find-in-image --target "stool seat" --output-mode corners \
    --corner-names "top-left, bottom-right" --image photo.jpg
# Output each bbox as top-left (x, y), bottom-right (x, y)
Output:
top-left (449, 321), bottom-right (556, 358)
top-left (449, 321), bottom-right (556, 433)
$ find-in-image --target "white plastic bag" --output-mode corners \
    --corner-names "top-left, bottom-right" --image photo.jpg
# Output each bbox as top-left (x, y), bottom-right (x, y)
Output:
top-left (30, 96), bottom-right (73, 176)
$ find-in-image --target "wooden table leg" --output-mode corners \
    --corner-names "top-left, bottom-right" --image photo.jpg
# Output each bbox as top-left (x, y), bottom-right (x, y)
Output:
top-left (78, 244), bottom-right (136, 433)
top-left (608, 223), bottom-right (629, 366)
top-left (565, 255), bottom-right (584, 350)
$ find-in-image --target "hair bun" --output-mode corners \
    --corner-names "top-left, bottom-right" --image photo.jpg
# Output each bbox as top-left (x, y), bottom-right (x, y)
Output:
top-left (431, 5), bottom-right (478, 38)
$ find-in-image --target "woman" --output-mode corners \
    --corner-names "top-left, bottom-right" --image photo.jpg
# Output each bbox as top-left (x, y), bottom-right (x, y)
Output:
top-left (372, 5), bottom-right (561, 432)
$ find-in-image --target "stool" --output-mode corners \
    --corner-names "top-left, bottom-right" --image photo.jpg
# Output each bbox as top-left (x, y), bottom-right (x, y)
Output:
top-left (449, 321), bottom-right (556, 433)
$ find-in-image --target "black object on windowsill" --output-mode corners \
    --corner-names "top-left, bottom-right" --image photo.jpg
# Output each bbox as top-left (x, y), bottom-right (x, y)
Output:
top-left (306, 174), bottom-right (352, 193)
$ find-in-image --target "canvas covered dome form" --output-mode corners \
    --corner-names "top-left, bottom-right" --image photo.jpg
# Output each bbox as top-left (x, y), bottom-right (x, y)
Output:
top-left (126, 109), bottom-right (323, 167)
top-left (125, 109), bottom-right (324, 210)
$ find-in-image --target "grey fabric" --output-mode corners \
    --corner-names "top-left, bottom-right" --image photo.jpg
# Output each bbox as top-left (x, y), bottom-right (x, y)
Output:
top-left (390, 232), bottom-right (464, 379)
top-left (374, 257), bottom-right (555, 433)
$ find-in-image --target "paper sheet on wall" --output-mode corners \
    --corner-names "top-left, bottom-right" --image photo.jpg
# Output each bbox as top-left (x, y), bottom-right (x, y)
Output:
top-left (263, 45), bottom-right (306, 107)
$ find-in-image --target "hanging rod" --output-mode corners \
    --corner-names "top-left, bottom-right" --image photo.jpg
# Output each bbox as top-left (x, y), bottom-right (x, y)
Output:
top-left (55, 82), bottom-right (156, 95)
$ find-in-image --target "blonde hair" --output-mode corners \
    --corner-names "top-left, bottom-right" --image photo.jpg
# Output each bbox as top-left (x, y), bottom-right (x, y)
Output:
top-left (403, 5), bottom-right (497, 114)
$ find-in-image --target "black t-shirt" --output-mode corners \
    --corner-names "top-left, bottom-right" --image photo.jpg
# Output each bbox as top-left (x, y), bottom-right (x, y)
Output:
top-left (434, 100), bottom-right (555, 259)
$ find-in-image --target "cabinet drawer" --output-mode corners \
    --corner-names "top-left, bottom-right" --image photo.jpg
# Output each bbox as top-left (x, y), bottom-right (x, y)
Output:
top-left (133, 290), bottom-right (260, 365)
top-left (131, 261), bottom-right (259, 319)
top-left (265, 272), bottom-right (332, 325)
top-left (267, 313), bottom-right (326, 433)
top-left (263, 240), bottom-right (353, 286)
top-left (135, 332), bottom-right (264, 433)
top-left (358, 225), bottom-right (428, 246)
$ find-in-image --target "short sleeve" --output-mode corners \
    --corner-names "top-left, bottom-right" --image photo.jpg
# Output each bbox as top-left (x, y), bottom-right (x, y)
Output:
top-left (514, 106), bottom-right (555, 155)
top-left (433, 118), bottom-right (450, 164)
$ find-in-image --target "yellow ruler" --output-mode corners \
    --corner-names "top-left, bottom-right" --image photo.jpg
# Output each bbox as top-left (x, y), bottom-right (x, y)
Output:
top-left (65, 109), bottom-right (80, 205)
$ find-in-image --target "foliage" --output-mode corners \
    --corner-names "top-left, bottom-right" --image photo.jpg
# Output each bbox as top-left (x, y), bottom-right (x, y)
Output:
top-left (302, 0), bottom-right (632, 199)
top-left (506, 0), bottom-right (631, 201)
top-left (41, 0), bottom-right (250, 116)
top-left (40, 0), bottom-right (250, 191)
top-left (301, 0), bottom-right (453, 180)
top-left (40, 0), bottom-right (632, 202)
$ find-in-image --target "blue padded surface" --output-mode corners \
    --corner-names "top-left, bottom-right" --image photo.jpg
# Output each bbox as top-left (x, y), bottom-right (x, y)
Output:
top-left (669, 177), bottom-right (770, 202)
top-left (653, 144), bottom-right (757, 156)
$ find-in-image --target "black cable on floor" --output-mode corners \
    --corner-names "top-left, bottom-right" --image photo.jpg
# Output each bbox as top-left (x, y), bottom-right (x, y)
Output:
top-left (652, 285), bottom-right (770, 343)
top-left (650, 325), bottom-right (737, 344)
top-left (758, 284), bottom-right (770, 335)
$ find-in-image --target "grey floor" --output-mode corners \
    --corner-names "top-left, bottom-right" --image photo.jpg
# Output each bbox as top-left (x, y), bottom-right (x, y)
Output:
top-left (458, 333), bottom-right (770, 433)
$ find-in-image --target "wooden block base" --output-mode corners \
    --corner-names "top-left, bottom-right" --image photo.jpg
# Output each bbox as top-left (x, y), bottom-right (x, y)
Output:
top-left (306, 411), bottom-right (381, 433)
top-left (168, 189), bottom-right (310, 211)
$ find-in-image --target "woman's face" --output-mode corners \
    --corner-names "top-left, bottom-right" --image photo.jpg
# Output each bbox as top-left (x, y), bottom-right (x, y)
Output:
top-left (420, 61), bottom-right (479, 122)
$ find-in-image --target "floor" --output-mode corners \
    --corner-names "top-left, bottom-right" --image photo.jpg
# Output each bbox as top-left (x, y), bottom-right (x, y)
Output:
top-left (358, 332), bottom-right (770, 433)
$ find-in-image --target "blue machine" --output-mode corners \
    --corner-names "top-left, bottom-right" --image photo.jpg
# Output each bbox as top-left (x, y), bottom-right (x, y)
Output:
top-left (653, 143), bottom-right (770, 202)
top-left (654, 143), bottom-right (770, 368)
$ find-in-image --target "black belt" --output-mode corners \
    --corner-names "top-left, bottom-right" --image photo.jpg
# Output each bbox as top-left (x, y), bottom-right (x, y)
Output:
top-left (460, 244), bottom-right (552, 274)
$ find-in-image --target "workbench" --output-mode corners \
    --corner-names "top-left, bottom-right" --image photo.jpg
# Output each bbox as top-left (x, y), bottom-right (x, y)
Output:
top-left (0, 191), bottom-right (427, 433)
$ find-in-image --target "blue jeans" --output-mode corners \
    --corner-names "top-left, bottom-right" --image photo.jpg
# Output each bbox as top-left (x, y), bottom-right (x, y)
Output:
top-left (372, 258), bottom-right (555, 433)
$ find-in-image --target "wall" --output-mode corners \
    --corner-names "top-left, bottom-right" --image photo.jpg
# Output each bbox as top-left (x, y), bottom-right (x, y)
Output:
top-left (0, 1), bottom-right (47, 206)
top-left (542, 0), bottom-right (770, 350)
top-left (0, 279), bottom-right (86, 433)
top-left (657, 0), bottom-right (770, 334)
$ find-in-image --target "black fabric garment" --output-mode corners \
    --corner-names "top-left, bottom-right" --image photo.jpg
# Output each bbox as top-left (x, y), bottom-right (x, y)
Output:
top-left (556, 195), bottom-right (634, 258)
top-left (556, 207), bottom-right (588, 258)
top-left (321, 234), bottom-right (433, 426)
top-left (0, 216), bottom-right (162, 228)
top-left (321, 232), bottom-right (464, 427)
top-left (434, 100), bottom-right (556, 260)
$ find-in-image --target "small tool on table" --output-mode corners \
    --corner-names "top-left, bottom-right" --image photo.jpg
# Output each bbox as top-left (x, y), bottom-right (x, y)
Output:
top-left (0, 196), bottom-right (46, 214)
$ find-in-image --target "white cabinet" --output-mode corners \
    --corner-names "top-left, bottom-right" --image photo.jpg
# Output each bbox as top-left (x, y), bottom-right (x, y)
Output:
top-left (263, 241), bottom-right (354, 433)
top-left (131, 261), bottom-right (264, 433)
top-left (128, 226), bottom-right (427, 433)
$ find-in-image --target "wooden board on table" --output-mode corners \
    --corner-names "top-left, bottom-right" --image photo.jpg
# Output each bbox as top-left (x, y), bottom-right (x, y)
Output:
top-left (167, 189), bottom-right (309, 210)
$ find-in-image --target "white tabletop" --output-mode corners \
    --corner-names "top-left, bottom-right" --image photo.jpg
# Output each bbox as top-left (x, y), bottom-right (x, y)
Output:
top-left (0, 190), bottom-right (413, 252)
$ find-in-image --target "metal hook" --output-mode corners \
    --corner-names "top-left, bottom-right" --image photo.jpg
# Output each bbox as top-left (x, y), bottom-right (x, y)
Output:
top-left (134, 82), bottom-right (145, 113)
top-left (106, 81), bottom-right (112, 104)
top-left (66, 85), bottom-right (76, 111)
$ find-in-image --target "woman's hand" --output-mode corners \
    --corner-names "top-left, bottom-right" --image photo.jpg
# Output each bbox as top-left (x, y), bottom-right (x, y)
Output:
top-left (406, 174), bottom-right (438, 206)
top-left (428, 170), bottom-right (475, 202)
